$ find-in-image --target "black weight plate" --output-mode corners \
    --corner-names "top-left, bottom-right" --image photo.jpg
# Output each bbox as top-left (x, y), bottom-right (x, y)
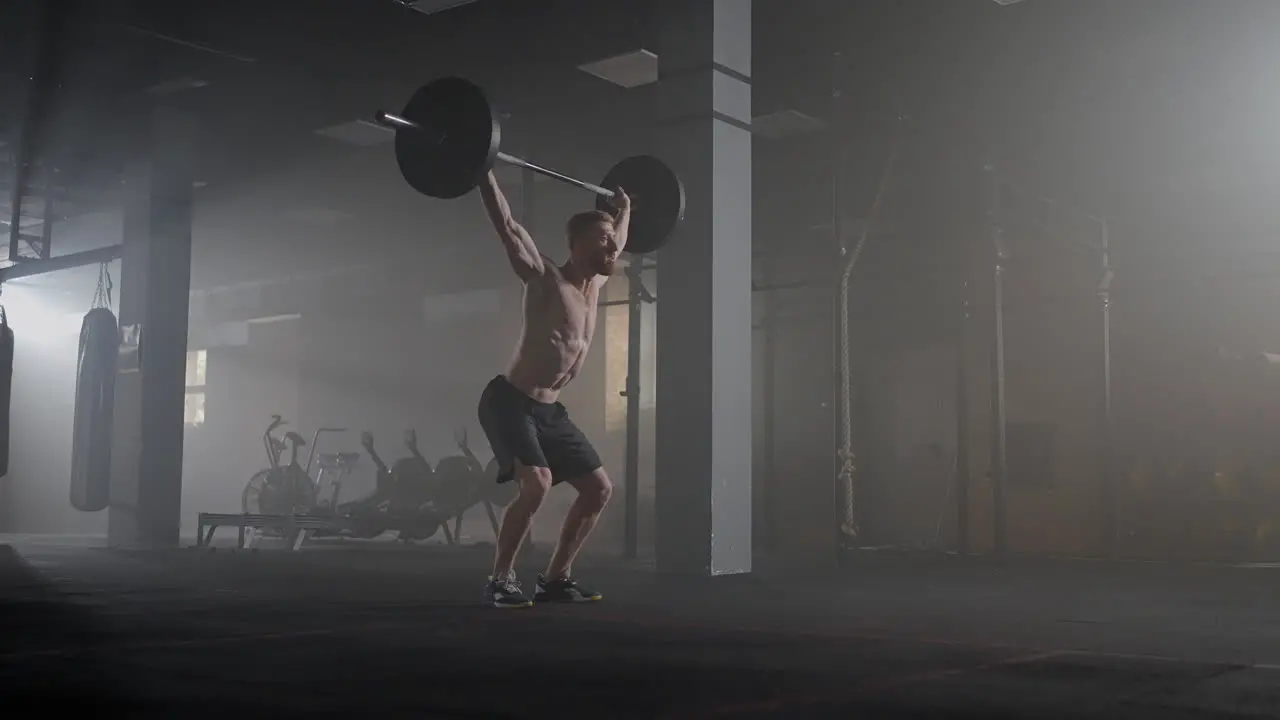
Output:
top-left (596, 155), bottom-right (685, 255)
top-left (396, 77), bottom-right (500, 199)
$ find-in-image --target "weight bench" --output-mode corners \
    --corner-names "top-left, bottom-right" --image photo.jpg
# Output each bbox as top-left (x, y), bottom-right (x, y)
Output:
top-left (196, 504), bottom-right (518, 552)
top-left (196, 512), bottom-right (358, 551)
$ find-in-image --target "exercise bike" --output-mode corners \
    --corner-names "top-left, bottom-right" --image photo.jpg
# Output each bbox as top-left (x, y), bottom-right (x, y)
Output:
top-left (362, 429), bottom-right (453, 542)
top-left (435, 427), bottom-right (515, 544)
top-left (376, 428), bottom-right (438, 514)
top-left (241, 415), bottom-right (346, 517)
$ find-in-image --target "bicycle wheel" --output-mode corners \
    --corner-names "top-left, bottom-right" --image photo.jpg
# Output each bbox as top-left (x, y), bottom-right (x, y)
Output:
top-left (242, 468), bottom-right (274, 514)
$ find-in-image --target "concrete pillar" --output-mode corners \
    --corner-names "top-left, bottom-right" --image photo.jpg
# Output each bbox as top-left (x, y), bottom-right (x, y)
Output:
top-left (108, 106), bottom-right (195, 548)
top-left (652, 0), bottom-right (753, 576)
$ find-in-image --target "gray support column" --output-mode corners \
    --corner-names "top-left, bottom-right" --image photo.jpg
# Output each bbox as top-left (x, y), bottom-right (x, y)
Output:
top-left (652, 0), bottom-right (753, 576)
top-left (108, 105), bottom-right (195, 548)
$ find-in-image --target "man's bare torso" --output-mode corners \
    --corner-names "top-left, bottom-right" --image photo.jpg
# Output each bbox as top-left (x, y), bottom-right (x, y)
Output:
top-left (505, 258), bottom-right (600, 404)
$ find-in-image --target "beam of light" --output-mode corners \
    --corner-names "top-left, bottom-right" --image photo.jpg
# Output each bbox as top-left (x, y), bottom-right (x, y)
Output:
top-left (1, 283), bottom-right (89, 348)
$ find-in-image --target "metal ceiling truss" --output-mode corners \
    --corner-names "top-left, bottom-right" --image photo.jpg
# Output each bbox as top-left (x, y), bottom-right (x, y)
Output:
top-left (2, 0), bottom-right (121, 283)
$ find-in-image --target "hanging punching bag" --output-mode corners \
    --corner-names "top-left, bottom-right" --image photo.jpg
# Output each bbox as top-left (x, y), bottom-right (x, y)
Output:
top-left (69, 307), bottom-right (118, 512)
top-left (0, 307), bottom-right (12, 479)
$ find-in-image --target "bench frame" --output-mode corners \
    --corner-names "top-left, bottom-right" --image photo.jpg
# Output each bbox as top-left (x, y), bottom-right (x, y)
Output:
top-left (195, 500), bottom-right (519, 552)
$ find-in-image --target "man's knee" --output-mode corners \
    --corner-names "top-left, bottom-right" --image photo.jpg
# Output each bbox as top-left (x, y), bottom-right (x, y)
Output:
top-left (572, 470), bottom-right (612, 511)
top-left (513, 465), bottom-right (553, 511)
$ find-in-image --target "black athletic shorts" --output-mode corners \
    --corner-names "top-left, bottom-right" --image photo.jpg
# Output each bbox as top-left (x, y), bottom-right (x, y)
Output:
top-left (477, 375), bottom-right (603, 486)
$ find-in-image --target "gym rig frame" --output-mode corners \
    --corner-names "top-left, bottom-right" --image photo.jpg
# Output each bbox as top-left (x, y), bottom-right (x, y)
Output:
top-left (966, 163), bottom-right (1114, 557)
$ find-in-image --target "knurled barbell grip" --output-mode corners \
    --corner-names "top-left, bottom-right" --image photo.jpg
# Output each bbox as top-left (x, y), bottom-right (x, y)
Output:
top-left (374, 111), bottom-right (615, 199)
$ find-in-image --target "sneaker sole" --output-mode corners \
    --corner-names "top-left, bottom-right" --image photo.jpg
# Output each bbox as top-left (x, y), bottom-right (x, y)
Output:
top-left (535, 594), bottom-right (602, 603)
top-left (491, 600), bottom-right (534, 609)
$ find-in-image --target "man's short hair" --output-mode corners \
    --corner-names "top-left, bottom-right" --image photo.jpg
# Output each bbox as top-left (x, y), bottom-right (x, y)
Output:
top-left (566, 210), bottom-right (614, 246)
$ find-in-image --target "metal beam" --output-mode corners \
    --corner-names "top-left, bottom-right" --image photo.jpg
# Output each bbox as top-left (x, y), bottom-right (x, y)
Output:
top-left (621, 260), bottom-right (646, 559)
top-left (8, 0), bottom-right (78, 265)
top-left (985, 163), bottom-right (1009, 557)
top-left (955, 280), bottom-right (971, 554)
top-left (0, 244), bottom-right (122, 283)
top-left (1098, 221), bottom-right (1115, 557)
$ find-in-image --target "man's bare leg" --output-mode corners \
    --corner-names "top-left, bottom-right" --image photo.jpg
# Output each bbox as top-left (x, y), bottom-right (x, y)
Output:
top-left (492, 464), bottom-right (551, 578)
top-left (544, 468), bottom-right (613, 580)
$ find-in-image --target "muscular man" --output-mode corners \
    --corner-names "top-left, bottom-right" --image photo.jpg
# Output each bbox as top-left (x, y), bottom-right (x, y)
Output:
top-left (477, 170), bottom-right (630, 608)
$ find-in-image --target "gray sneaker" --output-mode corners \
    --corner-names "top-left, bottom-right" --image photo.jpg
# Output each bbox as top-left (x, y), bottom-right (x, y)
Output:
top-left (484, 574), bottom-right (533, 609)
top-left (535, 573), bottom-right (602, 603)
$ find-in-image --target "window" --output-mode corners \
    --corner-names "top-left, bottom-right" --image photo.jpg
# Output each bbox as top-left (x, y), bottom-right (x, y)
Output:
top-left (185, 349), bottom-right (207, 428)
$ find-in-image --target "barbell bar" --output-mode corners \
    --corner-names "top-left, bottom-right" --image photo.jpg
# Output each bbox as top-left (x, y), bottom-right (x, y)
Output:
top-left (373, 76), bottom-right (685, 254)
top-left (373, 110), bottom-right (618, 199)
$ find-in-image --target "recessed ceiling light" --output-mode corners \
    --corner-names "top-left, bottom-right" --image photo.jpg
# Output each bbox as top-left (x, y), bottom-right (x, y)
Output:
top-left (146, 76), bottom-right (209, 94)
top-left (578, 49), bottom-right (659, 89)
top-left (315, 120), bottom-right (394, 147)
top-left (247, 313), bottom-right (302, 325)
top-left (751, 109), bottom-right (824, 139)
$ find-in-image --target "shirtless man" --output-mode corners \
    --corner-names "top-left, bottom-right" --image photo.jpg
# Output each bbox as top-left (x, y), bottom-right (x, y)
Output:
top-left (477, 170), bottom-right (630, 608)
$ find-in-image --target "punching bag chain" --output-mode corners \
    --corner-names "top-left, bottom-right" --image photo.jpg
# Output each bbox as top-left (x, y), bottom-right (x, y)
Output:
top-left (92, 262), bottom-right (114, 310)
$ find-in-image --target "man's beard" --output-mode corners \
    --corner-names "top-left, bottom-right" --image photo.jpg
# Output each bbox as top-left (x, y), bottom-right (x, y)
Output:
top-left (597, 256), bottom-right (618, 276)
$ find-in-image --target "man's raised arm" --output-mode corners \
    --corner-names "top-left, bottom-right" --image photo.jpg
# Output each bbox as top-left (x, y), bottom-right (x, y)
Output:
top-left (478, 171), bottom-right (543, 281)
top-left (610, 187), bottom-right (632, 253)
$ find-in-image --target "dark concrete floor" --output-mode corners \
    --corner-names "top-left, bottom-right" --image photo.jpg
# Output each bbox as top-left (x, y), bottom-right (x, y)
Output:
top-left (2, 536), bottom-right (1280, 718)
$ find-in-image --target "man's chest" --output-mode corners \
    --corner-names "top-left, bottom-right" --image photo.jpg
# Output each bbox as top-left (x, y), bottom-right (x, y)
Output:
top-left (529, 278), bottom-right (599, 337)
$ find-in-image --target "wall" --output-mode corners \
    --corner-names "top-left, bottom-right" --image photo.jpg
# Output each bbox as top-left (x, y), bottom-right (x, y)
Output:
top-left (181, 318), bottom-right (300, 529)
top-left (1, 284), bottom-right (102, 534)
top-left (1110, 263), bottom-right (1280, 560)
top-left (997, 232), bottom-right (1105, 555)
top-left (861, 342), bottom-right (957, 549)
top-left (845, 233), bottom-right (1280, 561)
top-left (598, 268), bottom-right (657, 555)
top-left (944, 217), bottom-right (1108, 557)
top-left (293, 293), bottom-right (505, 506)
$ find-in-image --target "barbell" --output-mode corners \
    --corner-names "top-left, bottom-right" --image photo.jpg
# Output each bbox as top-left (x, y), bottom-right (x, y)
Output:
top-left (373, 76), bottom-right (685, 255)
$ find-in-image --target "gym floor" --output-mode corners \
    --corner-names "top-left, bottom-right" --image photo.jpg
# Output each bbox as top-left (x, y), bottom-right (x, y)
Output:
top-left (2, 537), bottom-right (1279, 718)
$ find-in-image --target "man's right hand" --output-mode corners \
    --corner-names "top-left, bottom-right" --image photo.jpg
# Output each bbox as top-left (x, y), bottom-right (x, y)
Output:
top-left (609, 186), bottom-right (632, 213)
